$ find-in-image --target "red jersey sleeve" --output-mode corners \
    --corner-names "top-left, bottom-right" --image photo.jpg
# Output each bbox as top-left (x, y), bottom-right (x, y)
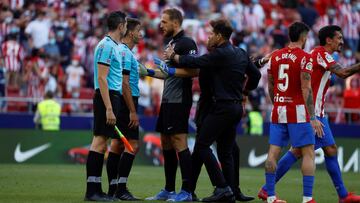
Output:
top-left (316, 50), bottom-right (337, 70)
top-left (300, 54), bottom-right (313, 74)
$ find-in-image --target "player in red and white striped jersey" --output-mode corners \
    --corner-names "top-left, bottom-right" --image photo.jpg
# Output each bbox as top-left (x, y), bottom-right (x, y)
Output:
top-left (307, 25), bottom-right (360, 203)
top-left (269, 47), bottom-right (313, 123)
top-left (259, 25), bottom-right (360, 203)
top-left (264, 22), bottom-right (323, 203)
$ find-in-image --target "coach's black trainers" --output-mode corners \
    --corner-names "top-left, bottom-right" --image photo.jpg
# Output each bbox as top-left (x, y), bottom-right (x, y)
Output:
top-left (84, 192), bottom-right (114, 202)
top-left (202, 186), bottom-right (235, 203)
top-left (234, 188), bottom-right (254, 202)
top-left (115, 189), bottom-right (140, 201)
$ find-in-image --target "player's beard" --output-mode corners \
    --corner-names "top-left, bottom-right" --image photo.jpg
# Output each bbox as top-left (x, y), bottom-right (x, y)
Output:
top-left (206, 38), bottom-right (216, 51)
top-left (163, 28), bottom-right (174, 38)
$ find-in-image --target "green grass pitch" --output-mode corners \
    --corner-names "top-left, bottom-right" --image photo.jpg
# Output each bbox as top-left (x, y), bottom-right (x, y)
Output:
top-left (0, 164), bottom-right (359, 202)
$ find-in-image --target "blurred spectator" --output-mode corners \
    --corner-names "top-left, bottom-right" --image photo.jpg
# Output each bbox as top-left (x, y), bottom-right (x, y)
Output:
top-left (243, 0), bottom-right (265, 33)
top-left (25, 10), bottom-right (52, 49)
top-left (182, 0), bottom-right (199, 19)
top-left (138, 76), bottom-right (152, 115)
top-left (265, 15), bottom-right (288, 48)
top-left (297, 0), bottom-right (318, 28)
top-left (221, 0), bottom-right (245, 32)
top-left (73, 31), bottom-right (87, 64)
top-left (22, 51), bottom-right (44, 112)
top-left (339, 0), bottom-right (360, 54)
top-left (65, 55), bottom-right (84, 96)
top-left (44, 71), bottom-right (57, 95)
top-left (42, 32), bottom-right (61, 60)
top-left (1, 30), bottom-right (24, 87)
top-left (343, 78), bottom-right (360, 123)
top-left (0, 6), bottom-right (16, 43)
top-left (0, 59), bottom-right (6, 112)
top-left (313, 7), bottom-right (340, 34)
top-left (56, 29), bottom-right (73, 67)
top-left (339, 48), bottom-right (356, 68)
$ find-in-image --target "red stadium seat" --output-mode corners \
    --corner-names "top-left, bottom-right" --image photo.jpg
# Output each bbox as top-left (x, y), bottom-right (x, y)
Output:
top-left (6, 86), bottom-right (28, 112)
top-left (79, 88), bottom-right (94, 112)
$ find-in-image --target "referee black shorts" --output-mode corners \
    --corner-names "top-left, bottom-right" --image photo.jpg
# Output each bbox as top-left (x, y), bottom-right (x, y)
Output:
top-left (115, 96), bottom-right (139, 140)
top-left (156, 103), bottom-right (192, 135)
top-left (93, 89), bottom-right (121, 139)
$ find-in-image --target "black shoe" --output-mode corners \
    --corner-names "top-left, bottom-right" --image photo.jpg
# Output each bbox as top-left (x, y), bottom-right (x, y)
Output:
top-left (115, 189), bottom-right (141, 201)
top-left (84, 192), bottom-right (114, 202)
top-left (192, 192), bottom-right (199, 201)
top-left (202, 186), bottom-right (235, 203)
top-left (234, 188), bottom-right (254, 202)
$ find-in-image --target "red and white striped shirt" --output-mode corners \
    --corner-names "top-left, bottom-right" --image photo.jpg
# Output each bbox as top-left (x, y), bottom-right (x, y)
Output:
top-left (313, 15), bottom-right (341, 34)
top-left (1, 40), bottom-right (24, 72)
top-left (341, 9), bottom-right (360, 39)
top-left (268, 47), bottom-right (313, 123)
top-left (9, 0), bottom-right (24, 9)
top-left (310, 46), bottom-right (337, 117)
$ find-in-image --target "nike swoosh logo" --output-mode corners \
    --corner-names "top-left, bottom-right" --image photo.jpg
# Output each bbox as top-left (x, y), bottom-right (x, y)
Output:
top-left (248, 149), bottom-right (268, 167)
top-left (14, 143), bottom-right (51, 163)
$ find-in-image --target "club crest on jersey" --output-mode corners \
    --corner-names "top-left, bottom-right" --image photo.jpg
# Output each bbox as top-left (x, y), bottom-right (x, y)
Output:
top-left (325, 52), bottom-right (334, 63)
top-left (317, 53), bottom-right (327, 68)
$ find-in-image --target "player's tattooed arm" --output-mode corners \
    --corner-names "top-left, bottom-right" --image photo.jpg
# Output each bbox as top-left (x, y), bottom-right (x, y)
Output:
top-left (301, 72), bottom-right (315, 117)
top-left (301, 71), bottom-right (324, 137)
top-left (268, 74), bottom-right (274, 104)
top-left (329, 62), bottom-right (360, 79)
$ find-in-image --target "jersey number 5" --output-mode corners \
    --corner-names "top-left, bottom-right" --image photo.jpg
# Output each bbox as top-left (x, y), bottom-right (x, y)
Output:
top-left (278, 64), bottom-right (289, 92)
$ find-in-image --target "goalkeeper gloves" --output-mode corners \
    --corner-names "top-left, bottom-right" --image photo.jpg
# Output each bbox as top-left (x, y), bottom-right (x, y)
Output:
top-left (138, 63), bottom-right (155, 76)
top-left (153, 58), bottom-right (175, 77)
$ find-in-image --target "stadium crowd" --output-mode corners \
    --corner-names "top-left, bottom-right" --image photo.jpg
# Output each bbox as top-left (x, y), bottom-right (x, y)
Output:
top-left (1, 0), bottom-right (360, 123)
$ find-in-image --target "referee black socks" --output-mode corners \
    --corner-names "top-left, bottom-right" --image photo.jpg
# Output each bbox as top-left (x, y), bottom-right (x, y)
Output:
top-left (178, 148), bottom-right (192, 193)
top-left (106, 152), bottom-right (120, 196)
top-left (117, 152), bottom-right (135, 191)
top-left (86, 151), bottom-right (105, 195)
top-left (163, 149), bottom-right (178, 192)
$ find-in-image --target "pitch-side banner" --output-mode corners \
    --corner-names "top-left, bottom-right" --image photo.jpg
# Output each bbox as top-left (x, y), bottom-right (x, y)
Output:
top-left (0, 129), bottom-right (358, 173)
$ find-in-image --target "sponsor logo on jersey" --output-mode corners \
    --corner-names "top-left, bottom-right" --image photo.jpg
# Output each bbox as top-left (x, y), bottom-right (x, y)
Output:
top-left (317, 53), bottom-right (327, 68)
top-left (306, 62), bottom-right (313, 71)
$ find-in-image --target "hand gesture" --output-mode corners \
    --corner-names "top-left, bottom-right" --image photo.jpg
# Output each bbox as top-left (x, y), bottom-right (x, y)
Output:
top-left (310, 118), bottom-right (324, 138)
top-left (164, 44), bottom-right (175, 60)
top-left (138, 63), bottom-right (149, 77)
top-left (262, 49), bottom-right (278, 64)
top-left (106, 108), bottom-right (116, 126)
top-left (128, 112), bottom-right (139, 129)
top-left (154, 58), bottom-right (169, 76)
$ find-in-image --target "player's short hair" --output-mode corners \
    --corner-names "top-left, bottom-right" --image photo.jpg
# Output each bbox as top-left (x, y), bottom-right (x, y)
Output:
top-left (288, 22), bottom-right (310, 42)
top-left (210, 18), bottom-right (233, 40)
top-left (125, 18), bottom-right (141, 36)
top-left (107, 11), bottom-right (126, 31)
top-left (318, 25), bottom-right (342, 46)
top-left (162, 8), bottom-right (183, 25)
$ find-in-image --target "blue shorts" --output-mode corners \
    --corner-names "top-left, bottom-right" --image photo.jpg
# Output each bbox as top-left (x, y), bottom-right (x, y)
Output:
top-left (315, 116), bottom-right (335, 150)
top-left (269, 123), bottom-right (315, 148)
